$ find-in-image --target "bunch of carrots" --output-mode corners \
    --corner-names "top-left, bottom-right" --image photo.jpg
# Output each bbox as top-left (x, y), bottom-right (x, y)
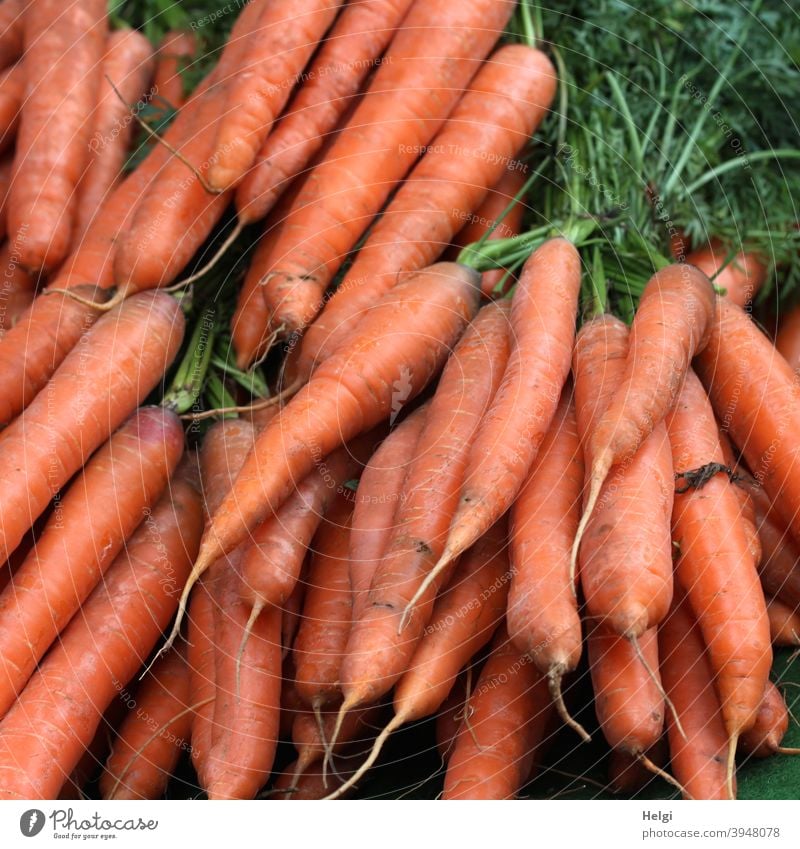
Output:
top-left (0, 0), bottom-right (798, 802)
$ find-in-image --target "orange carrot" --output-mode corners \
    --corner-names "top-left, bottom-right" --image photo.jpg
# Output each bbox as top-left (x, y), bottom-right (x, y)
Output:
top-left (235, 0), bottom-right (413, 222)
top-left (204, 566), bottom-right (283, 800)
top-left (687, 240), bottom-right (767, 307)
top-left (182, 262), bottom-right (480, 624)
top-left (350, 407), bottom-right (427, 617)
top-left (0, 241), bottom-right (35, 332)
top-left (508, 386), bottom-right (585, 738)
top-left (0, 407), bottom-right (184, 718)
top-left (775, 304), bottom-right (800, 372)
top-left (442, 629), bottom-right (553, 800)
top-left (695, 297), bottom-right (800, 551)
top-left (0, 0), bottom-right (24, 69)
top-left (450, 169), bottom-right (528, 298)
top-left (659, 595), bottom-right (732, 799)
top-left (153, 30), bottom-right (196, 110)
top-left (0, 61), bottom-right (23, 153)
top-left (263, 41), bottom-right (555, 346)
top-left (766, 597), bottom-right (800, 646)
top-left (207, 0), bottom-right (344, 191)
top-left (577, 264), bottom-right (715, 564)
top-left (327, 520), bottom-right (512, 798)
top-left (751, 490), bottom-right (800, 611)
top-left (589, 623), bottom-right (664, 756)
top-left (340, 300), bottom-right (511, 711)
top-left (608, 741), bottom-right (669, 795)
top-left (666, 368), bottom-right (771, 756)
top-left (240, 441), bottom-right (364, 615)
top-left (100, 649), bottom-right (193, 800)
top-left (0, 479), bottom-right (202, 800)
top-left (9, 0), bottom-right (107, 270)
top-left (75, 28), bottom-right (155, 240)
top-left (241, 0), bottom-right (513, 347)
top-left (294, 495), bottom-right (354, 710)
top-left (427, 238), bottom-right (581, 604)
top-left (0, 291), bottom-right (184, 562)
top-left (739, 680), bottom-right (795, 757)
top-left (282, 577), bottom-right (307, 657)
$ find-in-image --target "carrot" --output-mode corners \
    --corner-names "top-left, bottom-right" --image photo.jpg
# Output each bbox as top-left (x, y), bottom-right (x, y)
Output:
top-left (589, 622), bottom-right (665, 757)
top-left (9, 0), bottom-right (107, 270)
top-left (666, 368), bottom-right (771, 758)
top-left (262, 41), bottom-right (556, 345)
top-left (751, 491), bottom-right (800, 611)
top-left (282, 573), bottom-right (307, 658)
top-left (687, 240), bottom-right (767, 307)
top-left (206, 0), bottom-right (344, 191)
top-left (203, 566), bottom-right (283, 800)
top-left (180, 261), bottom-right (480, 630)
top-left (240, 440), bottom-right (365, 615)
top-left (100, 649), bottom-right (193, 800)
top-left (0, 0), bottom-right (24, 69)
top-left (0, 479), bottom-right (202, 800)
top-left (695, 297), bottom-right (800, 550)
top-left (442, 629), bottom-right (553, 800)
top-left (425, 238), bottom-right (581, 608)
top-left (775, 304), bottom-right (800, 372)
top-left (659, 595), bottom-right (732, 800)
top-left (194, 418), bottom-right (283, 800)
top-left (327, 519), bottom-right (512, 799)
top-left (739, 680), bottom-right (796, 757)
top-left (0, 61), bottom-right (23, 153)
top-left (0, 291), bottom-right (184, 562)
top-left (508, 385), bottom-right (586, 739)
top-left (243, 0), bottom-right (513, 346)
top-left (350, 406), bottom-right (427, 617)
top-left (339, 300), bottom-right (511, 713)
top-left (766, 597), bottom-right (800, 646)
top-left (450, 169), bottom-right (528, 298)
top-left (0, 241), bottom-right (35, 332)
top-left (153, 30), bottom-right (196, 110)
top-left (0, 406), bottom-right (184, 717)
top-left (576, 264), bottom-right (715, 566)
top-left (294, 494), bottom-right (355, 712)
top-left (235, 0), bottom-right (413, 223)
top-left (74, 28), bottom-right (155, 240)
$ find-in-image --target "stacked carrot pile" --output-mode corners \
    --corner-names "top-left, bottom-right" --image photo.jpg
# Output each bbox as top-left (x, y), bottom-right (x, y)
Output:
top-left (0, 0), bottom-right (798, 802)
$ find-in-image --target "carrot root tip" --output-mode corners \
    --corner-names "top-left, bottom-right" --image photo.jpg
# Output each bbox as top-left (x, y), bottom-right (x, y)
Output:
top-left (548, 669), bottom-right (591, 743)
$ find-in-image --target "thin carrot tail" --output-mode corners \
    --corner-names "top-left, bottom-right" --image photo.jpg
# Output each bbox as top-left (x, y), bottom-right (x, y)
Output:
top-left (548, 668), bottom-right (591, 743)
top-left (323, 714), bottom-right (404, 801)
top-left (236, 602), bottom-right (264, 700)
top-left (727, 731), bottom-right (739, 800)
top-left (106, 74), bottom-right (223, 196)
top-left (399, 545), bottom-right (458, 633)
top-left (152, 560), bottom-right (210, 670)
top-left (167, 220), bottom-right (244, 292)
top-left (629, 633), bottom-right (686, 741)
top-left (179, 377), bottom-right (303, 422)
top-left (312, 699), bottom-right (333, 787)
top-left (571, 454), bottom-right (611, 593)
top-left (637, 753), bottom-right (691, 799)
top-left (44, 286), bottom-right (124, 312)
top-left (328, 693), bottom-right (361, 763)
top-left (775, 746), bottom-right (800, 755)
